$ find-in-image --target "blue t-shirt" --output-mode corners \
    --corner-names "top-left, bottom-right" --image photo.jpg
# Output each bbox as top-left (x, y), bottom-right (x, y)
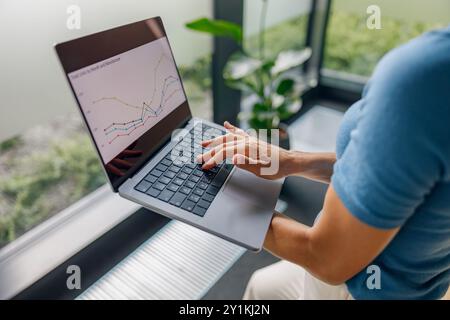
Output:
top-left (332, 26), bottom-right (450, 299)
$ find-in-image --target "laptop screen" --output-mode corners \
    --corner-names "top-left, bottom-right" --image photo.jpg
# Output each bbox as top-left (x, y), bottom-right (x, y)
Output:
top-left (56, 17), bottom-right (191, 191)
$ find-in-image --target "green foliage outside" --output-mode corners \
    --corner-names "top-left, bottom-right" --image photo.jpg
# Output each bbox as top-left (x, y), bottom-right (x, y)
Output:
top-left (324, 11), bottom-right (446, 77)
top-left (180, 10), bottom-right (444, 110)
top-left (178, 56), bottom-right (212, 104)
top-left (0, 136), bottom-right (23, 154)
top-left (0, 9), bottom-right (444, 247)
top-left (0, 134), bottom-right (105, 247)
top-left (246, 15), bottom-right (307, 60)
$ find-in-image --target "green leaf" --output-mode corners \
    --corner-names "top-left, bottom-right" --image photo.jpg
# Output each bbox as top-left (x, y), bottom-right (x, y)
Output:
top-left (249, 116), bottom-right (271, 130)
top-left (225, 78), bottom-right (258, 94)
top-left (276, 78), bottom-right (295, 95)
top-left (185, 18), bottom-right (242, 44)
top-left (277, 99), bottom-right (303, 120)
top-left (271, 48), bottom-right (312, 75)
top-left (223, 53), bottom-right (262, 80)
top-left (252, 102), bottom-right (270, 113)
top-left (254, 110), bottom-right (277, 123)
top-left (267, 93), bottom-right (284, 109)
top-left (261, 60), bottom-right (275, 73)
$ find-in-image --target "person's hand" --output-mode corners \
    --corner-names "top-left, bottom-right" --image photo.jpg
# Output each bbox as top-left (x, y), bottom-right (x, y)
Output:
top-left (196, 121), bottom-right (293, 180)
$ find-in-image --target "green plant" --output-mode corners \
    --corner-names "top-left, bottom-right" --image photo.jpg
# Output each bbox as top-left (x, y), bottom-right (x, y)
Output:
top-left (186, 0), bottom-right (311, 130)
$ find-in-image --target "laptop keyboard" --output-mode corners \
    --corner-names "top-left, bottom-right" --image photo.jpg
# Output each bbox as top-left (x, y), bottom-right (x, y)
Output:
top-left (134, 123), bottom-right (233, 217)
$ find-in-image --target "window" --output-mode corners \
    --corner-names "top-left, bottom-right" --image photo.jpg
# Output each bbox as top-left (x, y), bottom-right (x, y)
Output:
top-left (0, 0), bottom-right (213, 249)
top-left (244, 0), bottom-right (312, 59)
top-left (238, 0), bottom-right (313, 125)
top-left (323, 0), bottom-right (450, 78)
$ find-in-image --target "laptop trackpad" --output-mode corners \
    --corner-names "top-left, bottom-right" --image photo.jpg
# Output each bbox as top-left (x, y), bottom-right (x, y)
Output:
top-left (223, 168), bottom-right (283, 208)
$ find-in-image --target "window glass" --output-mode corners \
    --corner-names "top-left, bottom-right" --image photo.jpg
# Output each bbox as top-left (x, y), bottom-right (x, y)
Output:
top-left (324, 0), bottom-right (450, 77)
top-left (0, 0), bottom-right (212, 248)
top-left (239, 0), bottom-right (312, 128)
top-left (244, 0), bottom-right (312, 59)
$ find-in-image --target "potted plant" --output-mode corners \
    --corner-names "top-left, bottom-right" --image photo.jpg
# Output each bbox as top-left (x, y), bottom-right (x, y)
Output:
top-left (186, 0), bottom-right (312, 149)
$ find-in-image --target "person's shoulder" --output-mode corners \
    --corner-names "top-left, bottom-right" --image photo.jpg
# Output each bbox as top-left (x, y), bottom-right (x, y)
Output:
top-left (359, 27), bottom-right (450, 158)
top-left (372, 26), bottom-right (450, 90)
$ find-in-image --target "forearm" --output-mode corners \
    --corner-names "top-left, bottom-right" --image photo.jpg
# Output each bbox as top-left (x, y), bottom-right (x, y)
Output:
top-left (263, 212), bottom-right (311, 265)
top-left (285, 151), bottom-right (336, 183)
top-left (263, 212), bottom-right (330, 283)
top-left (263, 212), bottom-right (347, 285)
top-left (263, 187), bottom-right (399, 285)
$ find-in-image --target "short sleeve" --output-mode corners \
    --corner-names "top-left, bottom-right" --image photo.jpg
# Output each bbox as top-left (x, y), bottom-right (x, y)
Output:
top-left (331, 38), bottom-right (448, 229)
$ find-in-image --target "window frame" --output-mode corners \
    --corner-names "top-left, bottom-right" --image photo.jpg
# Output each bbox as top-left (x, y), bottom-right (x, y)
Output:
top-left (302, 0), bottom-right (365, 109)
top-left (212, 0), bottom-right (244, 125)
top-left (212, 0), bottom-right (332, 124)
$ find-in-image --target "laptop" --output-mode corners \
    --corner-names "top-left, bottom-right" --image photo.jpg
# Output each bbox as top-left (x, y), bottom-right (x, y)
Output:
top-left (55, 17), bottom-right (283, 251)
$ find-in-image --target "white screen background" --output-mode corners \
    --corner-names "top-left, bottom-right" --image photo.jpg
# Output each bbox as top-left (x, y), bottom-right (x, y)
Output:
top-left (68, 37), bottom-right (186, 164)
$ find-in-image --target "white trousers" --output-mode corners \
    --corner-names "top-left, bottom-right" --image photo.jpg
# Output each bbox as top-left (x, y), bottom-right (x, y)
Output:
top-left (243, 260), bottom-right (353, 300)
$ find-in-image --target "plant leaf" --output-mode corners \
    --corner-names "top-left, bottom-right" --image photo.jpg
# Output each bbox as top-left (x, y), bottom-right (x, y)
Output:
top-left (185, 18), bottom-right (242, 44)
top-left (225, 78), bottom-right (258, 94)
top-left (223, 53), bottom-right (262, 80)
top-left (271, 93), bottom-right (285, 108)
top-left (252, 102), bottom-right (270, 113)
top-left (277, 99), bottom-right (303, 120)
top-left (248, 117), bottom-right (268, 130)
top-left (271, 48), bottom-right (312, 75)
top-left (261, 59), bottom-right (275, 72)
top-left (276, 78), bottom-right (295, 95)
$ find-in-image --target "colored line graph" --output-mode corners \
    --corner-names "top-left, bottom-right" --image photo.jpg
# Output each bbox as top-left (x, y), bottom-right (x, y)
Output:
top-left (101, 75), bottom-right (179, 133)
top-left (102, 82), bottom-right (182, 144)
top-left (92, 53), bottom-right (184, 145)
top-left (69, 37), bottom-right (185, 164)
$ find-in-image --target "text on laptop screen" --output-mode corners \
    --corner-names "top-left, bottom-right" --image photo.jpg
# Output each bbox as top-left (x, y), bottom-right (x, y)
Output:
top-left (68, 37), bottom-right (186, 164)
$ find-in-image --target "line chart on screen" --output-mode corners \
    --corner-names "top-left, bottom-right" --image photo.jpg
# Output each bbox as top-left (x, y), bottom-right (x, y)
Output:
top-left (68, 37), bottom-right (186, 164)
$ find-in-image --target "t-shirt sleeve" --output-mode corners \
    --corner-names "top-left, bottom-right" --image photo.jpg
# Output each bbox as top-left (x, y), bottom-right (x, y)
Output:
top-left (331, 40), bottom-right (448, 229)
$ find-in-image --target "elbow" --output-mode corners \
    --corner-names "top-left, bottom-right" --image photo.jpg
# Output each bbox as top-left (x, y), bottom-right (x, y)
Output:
top-left (313, 268), bottom-right (351, 286)
top-left (304, 235), bottom-right (354, 286)
top-left (307, 256), bottom-right (351, 285)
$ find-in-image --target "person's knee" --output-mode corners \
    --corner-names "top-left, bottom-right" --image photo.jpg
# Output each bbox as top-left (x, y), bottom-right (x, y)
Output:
top-left (243, 268), bottom-right (273, 300)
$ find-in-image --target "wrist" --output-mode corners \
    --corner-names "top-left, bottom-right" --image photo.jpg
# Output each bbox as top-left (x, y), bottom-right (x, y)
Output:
top-left (283, 151), bottom-right (336, 182)
top-left (284, 150), bottom-right (307, 177)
